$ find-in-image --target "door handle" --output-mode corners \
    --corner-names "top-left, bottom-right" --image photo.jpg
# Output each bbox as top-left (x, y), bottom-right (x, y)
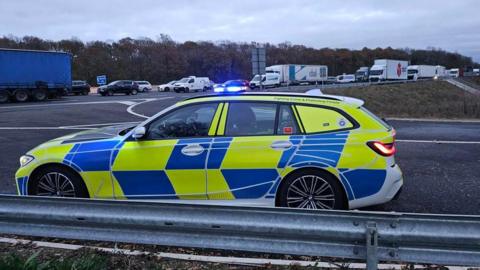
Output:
top-left (181, 144), bottom-right (205, 156)
top-left (270, 140), bottom-right (293, 150)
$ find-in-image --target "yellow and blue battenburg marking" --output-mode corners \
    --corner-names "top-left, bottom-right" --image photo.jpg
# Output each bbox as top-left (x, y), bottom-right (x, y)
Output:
top-left (17, 130), bottom-right (389, 201)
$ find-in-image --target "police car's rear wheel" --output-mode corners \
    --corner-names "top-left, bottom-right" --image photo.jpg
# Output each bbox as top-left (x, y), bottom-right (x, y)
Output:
top-left (29, 166), bottom-right (89, 198)
top-left (278, 169), bottom-right (347, 210)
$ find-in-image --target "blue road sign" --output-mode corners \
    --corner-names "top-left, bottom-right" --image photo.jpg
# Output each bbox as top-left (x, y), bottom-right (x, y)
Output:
top-left (96, 75), bottom-right (107, 86)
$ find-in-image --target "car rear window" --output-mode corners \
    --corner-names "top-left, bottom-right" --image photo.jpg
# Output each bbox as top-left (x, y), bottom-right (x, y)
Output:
top-left (295, 105), bottom-right (353, 133)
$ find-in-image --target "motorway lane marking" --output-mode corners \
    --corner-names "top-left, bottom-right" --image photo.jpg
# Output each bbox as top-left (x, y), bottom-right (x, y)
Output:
top-left (60, 121), bottom-right (140, 128)
top-left (0, 127), bottom-right (94, 130)
top-left (0, 98), bottom-right (170, 110)
top-left (397, 139), bottom-right (480, 144)
top-left (126, 97), bottom-right (174, 118)
top-left (0, 121), bottom-right (141, 130)
top-left (388, 117), bottom-right (480, 123)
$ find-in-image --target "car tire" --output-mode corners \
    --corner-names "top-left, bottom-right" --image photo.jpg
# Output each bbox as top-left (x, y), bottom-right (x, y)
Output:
top-left (108, 90), bottom-right (114, 96)
top-left (32, 89), bottom-right (47, 101)
top-left (143, 88), bottom-right (148, 92)
top-left (164, 87), bottom-right (169, 92)
top-left (14, 89), bottom-right (29, 102)
top-left (203, 87), bottom-right (208, 92)
top-left (131, 89), bottom-right (138, 95)
top-left (0, 91), bottom-right (10, 103)
top-left (277, 169), bottom-right (347, 210)
top-left (185, 88), bottom-right (189, 93)
top-left (28, 165), bottom-right (89, 198)
top-left (100, 93), bottom-right (106, 96)
top-left (82, 90), bottom-right (89, 95)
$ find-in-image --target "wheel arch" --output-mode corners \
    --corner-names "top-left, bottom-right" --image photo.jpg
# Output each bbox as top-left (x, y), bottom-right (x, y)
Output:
top-left (27, 162), bottom-right (89, 197)
top-left (274, 166), bottom-right (349, 208)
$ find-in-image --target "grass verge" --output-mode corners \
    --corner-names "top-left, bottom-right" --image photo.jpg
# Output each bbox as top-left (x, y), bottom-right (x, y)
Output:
top-left (322, 80), bottom-right (480, 119)
top-left (0, 242), bottom-right (322, 270)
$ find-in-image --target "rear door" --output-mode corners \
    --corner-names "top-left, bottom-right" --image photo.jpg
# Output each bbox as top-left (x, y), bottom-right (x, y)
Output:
top-left (206, 102), bottom-right (300, 200)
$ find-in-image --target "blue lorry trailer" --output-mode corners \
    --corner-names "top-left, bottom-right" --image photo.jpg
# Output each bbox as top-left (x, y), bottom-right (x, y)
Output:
top-left (0, 48), bottom-right (72, 102)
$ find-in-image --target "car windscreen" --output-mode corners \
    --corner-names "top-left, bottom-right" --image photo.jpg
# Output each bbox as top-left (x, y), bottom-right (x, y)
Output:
top-left (370, 69), bottom-right (383, 75)
top-left (178, 78), bottom-right (189, 83)
top-left (108, 81), bottom-right (121, 86)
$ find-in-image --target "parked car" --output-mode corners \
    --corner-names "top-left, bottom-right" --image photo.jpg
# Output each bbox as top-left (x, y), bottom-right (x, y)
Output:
top-left (173, 76), bottom-right (210, 93)
top-left (336, 74), bottom-right (356, 83)
top-left (71, 80), bottom-right (90, 95)
top-left (98, 80), bottom-right (139, 96)
top-left (158, 81), bottom-right (176, 92)
top-left (16, 91), bottom-right (403, 210)
top-left (214, 80), bottom-right (250, 92)
top-left (135, 81), bottom-right (152, 92)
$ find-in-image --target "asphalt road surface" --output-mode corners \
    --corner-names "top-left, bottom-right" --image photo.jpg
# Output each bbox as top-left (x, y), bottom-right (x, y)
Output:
top-left (0, 91), bottom-right (478, 215)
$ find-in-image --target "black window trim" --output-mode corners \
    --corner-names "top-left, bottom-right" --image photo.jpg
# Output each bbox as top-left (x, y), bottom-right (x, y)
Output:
top-left (126, 100), bottom-right (360, 141)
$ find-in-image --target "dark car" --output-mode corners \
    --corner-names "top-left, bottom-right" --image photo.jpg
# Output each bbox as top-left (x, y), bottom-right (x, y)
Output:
top-left (71, 80), bottom-right (90, 95)
top-left (213, 80), bottom-right (250, 92)
top-left (98, 80), bottom-right (139, 96)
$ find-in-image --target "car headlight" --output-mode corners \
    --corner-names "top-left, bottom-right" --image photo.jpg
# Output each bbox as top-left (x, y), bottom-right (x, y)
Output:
top-left (19, 155), bottom-right (34, 167)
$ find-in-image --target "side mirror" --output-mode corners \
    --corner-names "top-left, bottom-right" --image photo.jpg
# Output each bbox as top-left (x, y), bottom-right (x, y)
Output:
top-left (132, 126), bottom-right (146, 139)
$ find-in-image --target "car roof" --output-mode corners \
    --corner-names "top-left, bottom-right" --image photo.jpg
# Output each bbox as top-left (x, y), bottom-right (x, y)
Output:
top-left (180, 92), bottom-right (364, 107)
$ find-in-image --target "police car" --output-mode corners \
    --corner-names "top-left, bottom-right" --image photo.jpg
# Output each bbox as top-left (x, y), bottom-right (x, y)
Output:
top-left (16, 90), bottom-right (403, 210)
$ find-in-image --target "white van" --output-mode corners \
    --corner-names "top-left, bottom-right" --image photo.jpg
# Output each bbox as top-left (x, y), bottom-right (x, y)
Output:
top-left (336, 74), bottom-right (356, 83)
top-left (173, 76), bottom-right (211, 93)
top-left (250, 73), bottom-right (280, 88)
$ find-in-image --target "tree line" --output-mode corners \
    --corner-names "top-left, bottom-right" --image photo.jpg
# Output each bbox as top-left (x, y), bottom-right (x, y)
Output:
top-left (0, 35), bottom-right (477, 85)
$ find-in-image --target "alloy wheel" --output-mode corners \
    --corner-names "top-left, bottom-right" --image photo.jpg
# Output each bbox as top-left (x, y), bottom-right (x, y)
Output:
top-left (36, 172), bottom-right (76, 197)
top-left (286, 175), bottom-right (335, 209)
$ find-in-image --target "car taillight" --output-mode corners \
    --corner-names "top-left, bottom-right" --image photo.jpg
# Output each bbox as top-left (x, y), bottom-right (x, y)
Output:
top-left (367, 141), bottom-right (396, 156)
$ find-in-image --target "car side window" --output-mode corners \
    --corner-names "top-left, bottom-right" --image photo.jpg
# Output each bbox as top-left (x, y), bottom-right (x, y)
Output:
top-left (277, 105), bottom-right (299, 135)
top-left (295, 105), bottom-right (353, 133)
top-left (225, 102), bottom-right (276, 136)
top-left (147, 103), bottom-right (218, 139)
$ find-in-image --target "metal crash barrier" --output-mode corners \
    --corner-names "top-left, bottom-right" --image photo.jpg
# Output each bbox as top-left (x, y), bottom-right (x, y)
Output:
top-left (0, 195), bottom-right (478, 269)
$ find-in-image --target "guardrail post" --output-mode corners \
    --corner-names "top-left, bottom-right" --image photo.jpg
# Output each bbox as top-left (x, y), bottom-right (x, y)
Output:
top-left (366, 222), bottom-right (378, 270)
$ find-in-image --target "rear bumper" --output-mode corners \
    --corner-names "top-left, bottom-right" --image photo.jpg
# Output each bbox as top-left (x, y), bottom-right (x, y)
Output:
top-left (348, 164), bottom-right (404, 209)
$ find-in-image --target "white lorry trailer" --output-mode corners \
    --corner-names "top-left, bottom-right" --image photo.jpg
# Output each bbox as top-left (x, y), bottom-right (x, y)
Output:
top-left (369, 59), bottom-right (408, 81)
top-left (435, 65), bottom-right (446, 78)
top-left (251, 64), bottom-right (328, 88)
top-left (407, 65), bottom-right (437, 80)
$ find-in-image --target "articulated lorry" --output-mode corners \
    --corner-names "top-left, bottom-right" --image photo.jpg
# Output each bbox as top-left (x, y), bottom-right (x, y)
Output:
top-left (0, 48), bottom-right (72, 103)
top-left (407, 65), bottom-right (437, 80)
top-left (369, 59), bottom-right (408, 81)
top-left (250, 64), bottom-right (328, 88)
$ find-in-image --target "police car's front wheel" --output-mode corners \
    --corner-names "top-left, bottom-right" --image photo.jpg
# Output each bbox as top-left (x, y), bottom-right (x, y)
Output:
top-left (28, 165), bottom-right (89, 198)
top-left (278, 169), bottom-right (347, 210)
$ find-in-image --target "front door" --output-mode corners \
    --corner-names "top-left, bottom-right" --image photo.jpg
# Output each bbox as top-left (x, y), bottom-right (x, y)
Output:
top-left (111, 102), bottom-right (221, 199)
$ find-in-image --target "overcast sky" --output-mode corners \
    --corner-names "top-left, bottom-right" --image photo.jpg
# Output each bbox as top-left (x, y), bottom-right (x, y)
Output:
top-left (1, 0), bottom-right (479, 62)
